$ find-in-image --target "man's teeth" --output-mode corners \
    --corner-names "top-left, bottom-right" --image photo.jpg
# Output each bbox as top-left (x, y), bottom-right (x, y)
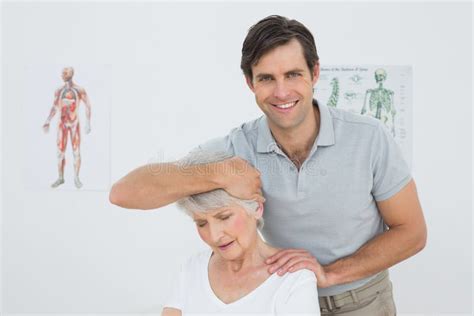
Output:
top-left (274, 101), bottom-right (297, 109)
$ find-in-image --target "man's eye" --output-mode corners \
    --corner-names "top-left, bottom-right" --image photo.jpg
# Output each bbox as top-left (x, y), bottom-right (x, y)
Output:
top-left (259, 76), bottom-right (272, 82)
top-left (197, 222), bottom-right (207, 227)
top-left (288, 73), bottom-right (301, 78)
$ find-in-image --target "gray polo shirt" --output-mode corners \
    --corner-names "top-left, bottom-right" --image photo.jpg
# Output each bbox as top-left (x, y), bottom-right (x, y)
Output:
top-left (193, 101), bottom-right (411, 296)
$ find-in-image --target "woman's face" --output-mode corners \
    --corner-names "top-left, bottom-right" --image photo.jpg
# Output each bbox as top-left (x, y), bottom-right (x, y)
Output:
top-left (193, 204), bottom-right (260, 261)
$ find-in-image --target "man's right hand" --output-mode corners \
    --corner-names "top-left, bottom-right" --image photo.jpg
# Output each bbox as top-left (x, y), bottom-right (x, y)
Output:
top-left (218, 157), bottom-right (265, 203)
top-left (110, 156), bottom-right (265, 210)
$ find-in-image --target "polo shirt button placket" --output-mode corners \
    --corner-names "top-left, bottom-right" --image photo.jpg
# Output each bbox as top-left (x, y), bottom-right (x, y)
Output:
top-left (297, 167), bottom-right (305, 195)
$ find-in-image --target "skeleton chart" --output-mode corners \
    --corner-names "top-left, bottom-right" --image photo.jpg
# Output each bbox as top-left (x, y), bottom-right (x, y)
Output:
top-left (315, 65), bottom-right (412, 166)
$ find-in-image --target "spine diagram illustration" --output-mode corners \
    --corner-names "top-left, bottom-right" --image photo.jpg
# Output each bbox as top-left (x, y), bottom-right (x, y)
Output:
top-left (326, 77), bottom-right (339, 107)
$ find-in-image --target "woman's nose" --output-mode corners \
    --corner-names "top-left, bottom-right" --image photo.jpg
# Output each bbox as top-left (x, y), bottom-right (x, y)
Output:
top-left (208, 223), bottom-right (224, 243)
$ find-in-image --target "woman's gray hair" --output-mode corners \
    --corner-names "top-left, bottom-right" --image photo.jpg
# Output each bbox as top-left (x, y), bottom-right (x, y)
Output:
top-left (175, 150), bottom-right (264, 230)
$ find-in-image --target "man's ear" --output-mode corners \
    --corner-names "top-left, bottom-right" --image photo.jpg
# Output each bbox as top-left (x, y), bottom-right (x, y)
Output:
top-left (245, 75), bottom-right (255, 93)
top-left (312, 62), bottom-right (320, 86)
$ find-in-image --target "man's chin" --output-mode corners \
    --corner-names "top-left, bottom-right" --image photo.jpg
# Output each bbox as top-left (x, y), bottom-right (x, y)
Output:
top-left (267, 117), bottom-right (299, 131)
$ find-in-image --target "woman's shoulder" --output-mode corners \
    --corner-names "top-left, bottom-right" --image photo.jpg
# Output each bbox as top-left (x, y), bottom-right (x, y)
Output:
top-left (272, 269), bottom-right (318, 305)
top-left (278, 269), bottom-right (317, 289)
top-left (290, 268), bottom-right (317, 280)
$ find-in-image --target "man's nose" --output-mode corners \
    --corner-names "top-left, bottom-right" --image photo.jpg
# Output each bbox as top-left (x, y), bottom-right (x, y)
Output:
top-left (273, 80), bottom-right (290, 99)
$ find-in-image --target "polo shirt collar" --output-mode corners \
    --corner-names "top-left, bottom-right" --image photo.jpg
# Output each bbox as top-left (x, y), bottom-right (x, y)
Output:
top-left (316, 100), bottom-right (336, 146)
top-left (257, 99), bottom-right (335, 154)
top-left (257, 116), bottom-right (278, 153)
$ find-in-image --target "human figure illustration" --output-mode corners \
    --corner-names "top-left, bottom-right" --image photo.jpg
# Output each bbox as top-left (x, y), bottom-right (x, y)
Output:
top-left (361, 68), bottom-right (396, 136)
top-left (43, 67), bottom-right (92, 188)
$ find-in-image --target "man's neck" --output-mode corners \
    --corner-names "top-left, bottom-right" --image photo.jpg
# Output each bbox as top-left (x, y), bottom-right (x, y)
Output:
top-left (270, 102), bottom-right (320, 166)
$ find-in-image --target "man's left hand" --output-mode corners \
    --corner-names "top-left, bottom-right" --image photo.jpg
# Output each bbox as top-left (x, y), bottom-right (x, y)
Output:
top-left (266, 249), bottom-right (333, 288)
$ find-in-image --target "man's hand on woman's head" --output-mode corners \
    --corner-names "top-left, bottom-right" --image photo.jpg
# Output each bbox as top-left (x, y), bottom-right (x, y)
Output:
top-left (219, 157), bottom-right (265, 203)
top-left (265, 248), bottom-right (333, 288)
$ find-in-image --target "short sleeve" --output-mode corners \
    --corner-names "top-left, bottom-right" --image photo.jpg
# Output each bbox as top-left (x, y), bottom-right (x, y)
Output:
top-left (277, 270), bottom-right (320, 315)
top-left (162, 263), bottom-right (186, 310)
top-left (175, 134), bottom-right (236, 168)
top-left (371, 121), bottom-right (411, 201)
top-left (192, 135), bottom-right (235, 156)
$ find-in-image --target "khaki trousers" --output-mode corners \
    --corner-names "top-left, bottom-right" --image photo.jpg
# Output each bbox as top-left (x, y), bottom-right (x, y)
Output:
top-left (319, 270), bottom-right (396, 315)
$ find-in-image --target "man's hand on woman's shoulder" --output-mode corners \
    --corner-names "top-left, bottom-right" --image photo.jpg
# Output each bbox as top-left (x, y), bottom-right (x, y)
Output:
top-left (266, 248), bottom-right (334, 288)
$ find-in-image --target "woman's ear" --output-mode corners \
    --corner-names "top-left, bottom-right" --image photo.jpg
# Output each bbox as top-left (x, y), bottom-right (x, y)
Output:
top-left (254, 202), bottom-right (264, 219)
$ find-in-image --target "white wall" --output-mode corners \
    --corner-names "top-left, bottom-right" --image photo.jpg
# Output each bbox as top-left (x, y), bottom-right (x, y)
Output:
top-left (1, 2), bottom-right (472, 314)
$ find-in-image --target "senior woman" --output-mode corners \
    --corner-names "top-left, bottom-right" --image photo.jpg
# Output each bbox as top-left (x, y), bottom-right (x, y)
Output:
top-left (162, 151), bottom-right (320, 315)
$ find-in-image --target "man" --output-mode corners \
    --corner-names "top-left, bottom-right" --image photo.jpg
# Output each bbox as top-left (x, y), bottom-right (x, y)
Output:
top-left (43, 67), bottom-right (92, 189)
top-left (110, 15), bottom-right (426, 315)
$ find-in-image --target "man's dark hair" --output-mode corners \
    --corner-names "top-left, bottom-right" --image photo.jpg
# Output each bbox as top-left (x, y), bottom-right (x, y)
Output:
top-left (241, 15), bottom-right (319, 81)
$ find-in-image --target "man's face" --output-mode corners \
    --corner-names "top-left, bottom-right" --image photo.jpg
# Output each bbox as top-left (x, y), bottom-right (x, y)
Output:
top-left (193, 204), bottom-right (260, 261)
top-left (246, 39), bottom-right (319, 133)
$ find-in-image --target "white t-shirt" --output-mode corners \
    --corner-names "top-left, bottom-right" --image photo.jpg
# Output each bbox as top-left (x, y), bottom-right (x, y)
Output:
top-left (164, 250), bottom-right (320, 315)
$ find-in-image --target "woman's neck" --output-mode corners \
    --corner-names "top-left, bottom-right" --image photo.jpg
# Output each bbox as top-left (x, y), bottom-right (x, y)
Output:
top-left (215, 236), bottom-right (277, 275)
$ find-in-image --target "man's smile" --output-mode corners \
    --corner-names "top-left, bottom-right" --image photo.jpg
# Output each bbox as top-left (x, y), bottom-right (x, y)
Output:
top-left (271, 100), bottom-right (299, 112)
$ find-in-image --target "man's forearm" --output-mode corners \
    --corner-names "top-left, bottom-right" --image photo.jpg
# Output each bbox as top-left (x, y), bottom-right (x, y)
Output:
top-left (324, 224), bottom-right (426, 287)
top-left (109, 162), bottom-right (223, 210)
